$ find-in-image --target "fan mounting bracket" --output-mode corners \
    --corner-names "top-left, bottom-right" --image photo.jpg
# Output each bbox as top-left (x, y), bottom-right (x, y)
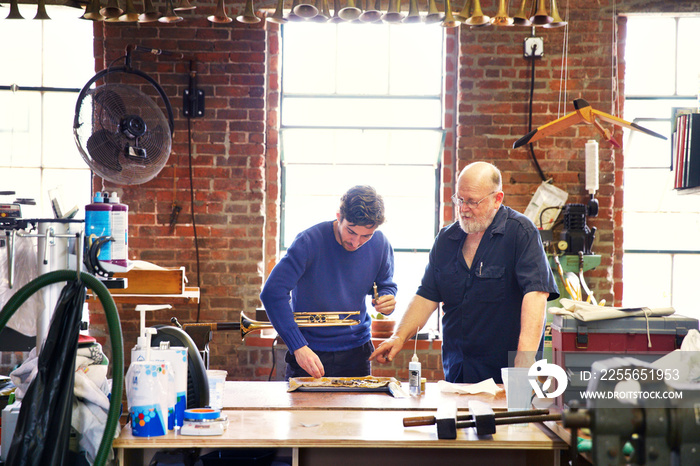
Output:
top-left (183, 88), bottom-right (205, 118)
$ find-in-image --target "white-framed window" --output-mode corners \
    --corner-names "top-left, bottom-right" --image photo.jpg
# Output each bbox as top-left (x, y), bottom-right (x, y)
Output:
top-left (0, 6), bottom-right (94, 217)
top-left (622, 15), bottom-right (700, 321)
top-left (280, 22), bottom-right (445, 332)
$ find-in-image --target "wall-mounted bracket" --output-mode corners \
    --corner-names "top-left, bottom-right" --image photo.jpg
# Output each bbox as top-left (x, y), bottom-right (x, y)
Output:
top-left (524, 37), bottom-right (544, 58)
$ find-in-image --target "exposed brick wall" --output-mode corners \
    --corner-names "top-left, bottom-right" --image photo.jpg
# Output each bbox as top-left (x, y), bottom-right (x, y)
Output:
top-left (75, 0), bottom-right (700, 384)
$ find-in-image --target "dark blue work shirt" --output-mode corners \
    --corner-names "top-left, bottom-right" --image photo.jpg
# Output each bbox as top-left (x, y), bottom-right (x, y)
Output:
top-left (417, 205), bottom-right (559, 384)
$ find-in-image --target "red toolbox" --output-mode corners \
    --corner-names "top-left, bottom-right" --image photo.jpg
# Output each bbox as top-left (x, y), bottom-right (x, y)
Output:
top-left (551, 313), bottom-right (698, 407)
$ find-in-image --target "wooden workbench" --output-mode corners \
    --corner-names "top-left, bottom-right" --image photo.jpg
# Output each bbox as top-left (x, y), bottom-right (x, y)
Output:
top-left (113, 381), bottom-right (568, 466)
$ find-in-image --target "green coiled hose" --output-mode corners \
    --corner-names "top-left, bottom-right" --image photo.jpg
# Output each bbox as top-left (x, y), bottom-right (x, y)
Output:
top-left (0, 270), bottom-right (123, 466)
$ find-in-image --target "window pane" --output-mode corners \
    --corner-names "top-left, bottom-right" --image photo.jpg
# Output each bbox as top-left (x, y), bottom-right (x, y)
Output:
top-left (624, 17), bottom-right (676, 95)
top-left (43, 168), bottom-right (92, 218)
top-left (0, 17), bottom-right (42, 86)
top-left (677, 18), bottom-right (700, 96)
top-left (672, 254), bottom-right (700, 321)
top-left (0, 91), bottom-right (42, 167)
top-left (0, 168), bottom-right (42, 217)
top-left (282, 96), bottom-right (441, 127)
top-left (623, 168), bottom-right (700, 251)
top-left (622, 253), bottom-right (672, 308)
top-left (282, 128), bottom-right (442, 165)
top-left (283, 164), bottom-right (436, 250)
top-left (388, 25), bottom-right (443, 96)
top-left (282, 23), bottom-right (337, 94)
top-left (43, 92), bottom-right (89, 169)
top-left (623, 120), bottom-right (671, 169)
top-left (336, 24), bottom-right (389, 94)
top-left (43, 9), bottom-right (95, 88)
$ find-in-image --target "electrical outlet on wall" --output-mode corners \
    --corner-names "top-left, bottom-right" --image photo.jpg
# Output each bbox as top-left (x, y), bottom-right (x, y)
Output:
top-left (524, 37), bottom-right (544, 58)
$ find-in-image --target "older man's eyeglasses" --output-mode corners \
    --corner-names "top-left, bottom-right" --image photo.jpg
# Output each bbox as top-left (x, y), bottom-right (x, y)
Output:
top-left (451, 192), bottom-right (498, 209)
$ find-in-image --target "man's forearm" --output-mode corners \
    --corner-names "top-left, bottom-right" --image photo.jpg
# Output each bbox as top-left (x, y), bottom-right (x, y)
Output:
top-left (517, 291), bottom-right (548, 352)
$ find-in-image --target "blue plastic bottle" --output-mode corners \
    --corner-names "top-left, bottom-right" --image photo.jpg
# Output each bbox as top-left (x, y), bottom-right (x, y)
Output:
top-left (107, 192), bottom-right (128, 267)
top-left (85, 192), bottom-right (112, 261)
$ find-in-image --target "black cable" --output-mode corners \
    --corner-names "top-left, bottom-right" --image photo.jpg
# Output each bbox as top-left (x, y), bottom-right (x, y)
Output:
top-left (538, 205), bottom-right (563, 229)
top-left (527, 43), bottom-right (548, 183)
top-left (268, 335), bottom-right (281, 381)
top-left (187, 108), bottom-right (202, 323)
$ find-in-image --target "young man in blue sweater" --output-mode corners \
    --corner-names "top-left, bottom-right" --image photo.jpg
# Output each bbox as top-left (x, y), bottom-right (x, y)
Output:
top-left (260, 185), bottom-right (397, 379)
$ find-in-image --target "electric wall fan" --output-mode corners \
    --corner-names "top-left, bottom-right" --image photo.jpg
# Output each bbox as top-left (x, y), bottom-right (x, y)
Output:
top-left (73, 57), bottom-right (175, 185)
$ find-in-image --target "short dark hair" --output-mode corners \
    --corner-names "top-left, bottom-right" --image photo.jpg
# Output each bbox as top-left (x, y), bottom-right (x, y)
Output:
top-left (339, 185), bottom-right (385, 227)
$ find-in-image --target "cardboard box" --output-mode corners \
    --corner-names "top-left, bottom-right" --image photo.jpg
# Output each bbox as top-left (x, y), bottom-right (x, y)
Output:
top-left (110, 267), bottom-right (185, 295)
top-left (551, 313), bottom-right (698, 407)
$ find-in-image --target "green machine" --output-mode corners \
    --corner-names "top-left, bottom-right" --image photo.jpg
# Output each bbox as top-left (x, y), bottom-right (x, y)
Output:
top-left (544, 252), bottom-right (601, 362)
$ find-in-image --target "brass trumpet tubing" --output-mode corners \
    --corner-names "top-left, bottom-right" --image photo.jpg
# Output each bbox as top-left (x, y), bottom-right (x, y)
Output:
top-left (174, 0), bottom-right (196, 11)
top-left (381, 0), bottom-right (403, 23)
top-left (100, 0), bottom-right (122, 18)
top-left (236, 0), bottom-right (261, 23)
top-left (490, 0), bottom-right (513, 26)
top-left (293, 1), bottom-right (318, 18)
top-left (424, 0), bottom-right (440, 23)
top-left (208, 0), bottom-right (233, 23)
top-left (158, 0), bottom-right (183, 22)
top-left (338, 0), bottom-right (361, 21)
top-left (82, 0), bottom-right (104, 20)
top-left (309, 0), bottom-right (330, 22)
top-left (543, 0), bottom-right (566, 28)
top-left (267, 0), bottom-right (287, 23)
top-left (440, 0), bottom-right (458, 28)
top-left (286, 0), bottom-right (305, 20)
top-left (402, 0), bottom-right (421, 23)
top-left (529, 0), bottom-right (551, 25)
top-left (34, 0), bottom-right (51, 20)
top-left (464, 0), bottom-right (488, 25)
top-left (328, 0), bottom-right (344, 22)
top-left (454, 0), bottom-right (470, 22)
top-left (511, 0), bottom-right (531, 26)
top-left (118, 0), bottom-right (139, 21)
top-left (138, 0), bottom-right (161, 22)
top-left (239, 311), bottom-right (360, 338)
top-left (358, 0), bottom-right (381, 22)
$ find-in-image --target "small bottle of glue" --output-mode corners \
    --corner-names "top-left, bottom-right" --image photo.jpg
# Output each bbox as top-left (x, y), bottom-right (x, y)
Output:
top-left (408, 327), bottom-right (421, 396)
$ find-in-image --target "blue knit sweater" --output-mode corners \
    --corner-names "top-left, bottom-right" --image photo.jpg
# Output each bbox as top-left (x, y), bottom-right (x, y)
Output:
top-left (260, 220), bottom-right (397, 353)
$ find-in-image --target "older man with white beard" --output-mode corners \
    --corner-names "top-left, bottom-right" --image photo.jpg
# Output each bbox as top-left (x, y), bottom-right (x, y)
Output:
top-left (370, 161), bottom-right (559, 384)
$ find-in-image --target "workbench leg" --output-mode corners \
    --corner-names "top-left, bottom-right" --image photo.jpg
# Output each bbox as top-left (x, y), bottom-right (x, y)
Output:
top-left (292, 447), bottom-right (300, 466)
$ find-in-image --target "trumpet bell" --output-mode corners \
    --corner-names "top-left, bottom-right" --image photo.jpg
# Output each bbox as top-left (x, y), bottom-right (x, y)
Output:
top-left (208, 0), bottom-right (232, 22)
top-left (119, 12), bottom-right (139, 20)
top-left (236, 0), bottom-right (261, 23)
top-left (139, 12), bottom-right (162, 21)
top-left (309, 0), bottom-right (330, 22)
top-left (359, 0), bottom-right (382, 23)
top-left (81, 0), bottom-right (103, 20)
top-left (543, 0), bottom-right (565, 28)
top-left (159, 0), bottom-right (183, 22)
top-left (464, 0), bottom-right (488, 25)
top-left (423, 0), bottom-right (440, 23)
top-left (267, 0), bottom-right (288, 23)
top-left (293, 2), bottom-right (318, 17)
top-left (454, 0), bottom-right (469, 22)
top-left (119, 0), bottom-right (140, 22)
top-left (208, 14), bottom-right (233, 22)
top-left (34, 2), bottom-right (51, 19)
top-left (511, 0), bottom-right (530, 25)
top-left (529, 0), bottom-right (551, 25)
top-left (381, 0), bottom-right (403, 23)
top-left (338, 0), bottom-right (361, 21)
top-left (402, 0), bottom-right (421, 23)
top-left (490, 0), bottom-right (512, 26)
top-left (174, 0), bottom-right (196, 10)
top-left (100, 0), bottom-right (122, 18)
